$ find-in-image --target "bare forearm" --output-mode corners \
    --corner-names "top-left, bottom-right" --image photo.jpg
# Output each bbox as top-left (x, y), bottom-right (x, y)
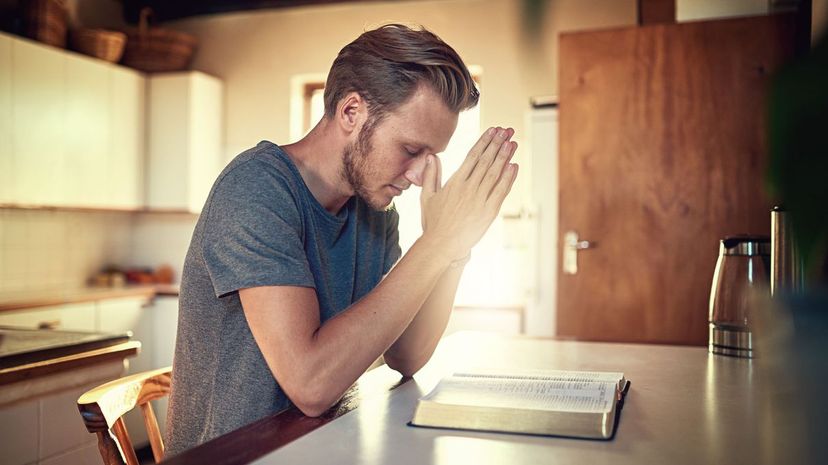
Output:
top-left (384, 260), bottom-right (466, 376)
top-left (284, 237), bottom-right (451, 412)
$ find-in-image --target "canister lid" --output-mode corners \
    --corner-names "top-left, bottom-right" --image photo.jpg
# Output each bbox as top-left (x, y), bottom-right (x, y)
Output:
top-left (721, 235), bottom-right (770, 256)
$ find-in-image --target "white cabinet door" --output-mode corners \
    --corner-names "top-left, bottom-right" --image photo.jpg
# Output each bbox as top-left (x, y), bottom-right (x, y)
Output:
top-left (149, 296), bottom-right (178, 368)
top-left (147, 75), bottom-right (188, 210)
top-left (0, 302), bottom-right (96, 331)
top-left (0, 398), bottom-right (39, 465)
top-left (108, 66), bottom-right (145, 209)
top-left (96, 296), bottom-right (153, 373)
top-left (148, 296), bottom-right (178, 439)
top-left (96, 296), bottom-right (154, 448)
top-left (12, 38), bottom-right (65, 205)
top-left (64, 54), bottom-right (110, 207)
top-left (147, 72), bottom-right (223, 212)
top-left (0, 33), bottom-right (12, 204)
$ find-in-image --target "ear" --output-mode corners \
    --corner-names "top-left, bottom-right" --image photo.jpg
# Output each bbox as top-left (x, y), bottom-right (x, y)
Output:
top-left (335, 91), bottom-right (367, 136)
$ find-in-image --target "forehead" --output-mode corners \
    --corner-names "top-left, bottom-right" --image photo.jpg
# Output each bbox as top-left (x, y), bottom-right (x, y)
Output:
top-left (378, 86), bottom-right (459, 153)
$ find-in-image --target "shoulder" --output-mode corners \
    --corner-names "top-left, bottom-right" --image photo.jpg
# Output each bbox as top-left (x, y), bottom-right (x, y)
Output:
top-left (210, 142), bottom-right (305, 207)
top-left (202, 142), bottom-right (308, 229)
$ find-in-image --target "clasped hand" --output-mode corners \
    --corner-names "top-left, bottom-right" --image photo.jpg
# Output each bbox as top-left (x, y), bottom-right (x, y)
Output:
top-left (417, 127), bottom-right (519, 262)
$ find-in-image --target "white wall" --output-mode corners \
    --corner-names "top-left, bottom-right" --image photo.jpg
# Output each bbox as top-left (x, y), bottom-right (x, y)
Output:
top-left (169, 0), bottom-right (637, 213)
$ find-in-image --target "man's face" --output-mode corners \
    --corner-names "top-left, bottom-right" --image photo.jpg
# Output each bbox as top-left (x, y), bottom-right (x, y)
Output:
top-left (342, 86), bottom-right (459, 210)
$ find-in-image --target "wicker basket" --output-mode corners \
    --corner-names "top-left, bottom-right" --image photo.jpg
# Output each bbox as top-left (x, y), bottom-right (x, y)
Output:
top-left (23, 0), bottom-right (68, 48)
top-left (121, 8), bottom-right (197, 73)
top-left (70, 28), bottom-right (127, 63)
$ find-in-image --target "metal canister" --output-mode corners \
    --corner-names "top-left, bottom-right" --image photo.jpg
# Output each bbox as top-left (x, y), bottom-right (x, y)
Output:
top-left (771, 206), bottom-right (804, 295)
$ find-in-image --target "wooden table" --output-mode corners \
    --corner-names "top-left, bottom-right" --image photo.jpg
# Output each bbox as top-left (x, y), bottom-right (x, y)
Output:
top-left (162, 331), bottom-right (801, 465)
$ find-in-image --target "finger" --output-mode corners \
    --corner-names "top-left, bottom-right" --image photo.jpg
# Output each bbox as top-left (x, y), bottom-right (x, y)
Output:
top-left (468, 127), bottom-right (512, 187)
top-left (434, 154), bottom-right (442, 191)
top-left (486, 163), bottom-right (519, 206)
top-left (480, 138), bottom-right (517, 197)
top-left (420, 155), bottom-right (438, 199)
top-left (492, 141), bottom-right (518, 198)
top-left (451, 127), bottom-right (499, 182)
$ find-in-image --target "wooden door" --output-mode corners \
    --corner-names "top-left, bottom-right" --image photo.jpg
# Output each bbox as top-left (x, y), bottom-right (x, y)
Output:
top-left (557, 15), bottom-right (796, 345)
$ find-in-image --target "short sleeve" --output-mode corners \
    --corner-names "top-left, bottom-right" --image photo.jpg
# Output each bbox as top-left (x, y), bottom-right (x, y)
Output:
top-left (383, 206), bottom-right (402, 274)
top-left (199, 160), bottom-right (315, 298)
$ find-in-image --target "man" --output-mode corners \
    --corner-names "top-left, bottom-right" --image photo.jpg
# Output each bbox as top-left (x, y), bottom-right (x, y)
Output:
top-left (165, 23), bottom-right (518, 456)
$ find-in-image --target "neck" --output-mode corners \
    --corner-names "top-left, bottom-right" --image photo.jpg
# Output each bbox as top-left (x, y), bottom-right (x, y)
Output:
top-left (281, 119), bottom-right (353, 214)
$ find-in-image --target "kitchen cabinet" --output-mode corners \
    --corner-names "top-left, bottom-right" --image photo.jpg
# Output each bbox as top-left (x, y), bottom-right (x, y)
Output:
top-left (0, 33), bottom-right (11, 204)
top-left (97, 296), bottom-right (153, 373)
top-left (146, 71), bottom-right (224, 213)
top-left (148, 295), bottom-right (179, 438)
top-left (65, 53), bottom-right (110, 207)
top-left (0, 328), bottom-right (136, 465)
top-left (11, 35), bottom-right (66, 206)
top-left (108, 66), bottom-right (146, 209)
top-left (0, 291), bottom-right (176, 453)
top-left (2, 32), bottom-right (145, 210)
top-left (97, 296), bottom-right (155, 447)
top-left (0, 302), bottom-right (97, 331)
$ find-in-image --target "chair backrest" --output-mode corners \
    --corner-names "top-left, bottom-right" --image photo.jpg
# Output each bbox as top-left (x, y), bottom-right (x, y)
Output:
top-left (77, 366), bottom-right (172, 465)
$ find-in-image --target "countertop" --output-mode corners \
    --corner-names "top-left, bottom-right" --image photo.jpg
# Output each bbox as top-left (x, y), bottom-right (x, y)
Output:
top-left (0, 326), bottom-right (131, 369)
top-left (162, 332), bottom-right (789, 465)
top-left (0, 284), bottom-right (180, 312)
top-left (0, 325), bottom-right (140, 399)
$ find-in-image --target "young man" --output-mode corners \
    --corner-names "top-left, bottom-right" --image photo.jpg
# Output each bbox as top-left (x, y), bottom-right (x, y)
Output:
top-left (165, 24), bottom-right (518, 456)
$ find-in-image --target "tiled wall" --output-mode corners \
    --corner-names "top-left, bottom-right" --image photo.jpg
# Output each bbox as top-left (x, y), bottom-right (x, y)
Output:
top-left (0, 209), bottom-right (197, 293)
top-left (0, 210), bottom-right (132, 292)
top-left (129, 213), bottom-right (198, 283)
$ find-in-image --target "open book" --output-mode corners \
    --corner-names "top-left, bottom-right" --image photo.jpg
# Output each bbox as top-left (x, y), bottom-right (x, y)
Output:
top-left (409, 369), bottom-right (630, 440)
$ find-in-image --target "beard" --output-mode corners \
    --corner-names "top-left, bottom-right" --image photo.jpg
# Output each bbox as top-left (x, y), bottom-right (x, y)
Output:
top-left (341, 119), bottom-right (388, 211)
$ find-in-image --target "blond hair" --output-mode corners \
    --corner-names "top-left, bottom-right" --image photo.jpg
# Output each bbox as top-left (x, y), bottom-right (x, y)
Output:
top-left (324, 24), bottom-right (479, 123)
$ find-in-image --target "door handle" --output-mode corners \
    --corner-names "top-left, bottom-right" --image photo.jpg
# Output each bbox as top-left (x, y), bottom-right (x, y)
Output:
top-left (563, 231), bottom-right (594, 275)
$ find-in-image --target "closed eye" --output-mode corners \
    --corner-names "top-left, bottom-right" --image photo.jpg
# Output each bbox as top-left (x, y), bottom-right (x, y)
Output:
top-left (404, 146), bottom-right (421, 157)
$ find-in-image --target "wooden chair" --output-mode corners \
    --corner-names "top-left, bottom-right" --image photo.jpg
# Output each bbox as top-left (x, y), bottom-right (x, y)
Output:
top-left (77, 366), bottom-right (172, 465)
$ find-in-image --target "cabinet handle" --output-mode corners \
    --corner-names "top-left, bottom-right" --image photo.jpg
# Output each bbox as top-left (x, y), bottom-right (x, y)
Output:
top-left (37, 320), bottom-right (61, 330)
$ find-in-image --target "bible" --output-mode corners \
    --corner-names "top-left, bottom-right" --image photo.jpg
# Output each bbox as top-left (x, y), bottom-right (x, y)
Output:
top-left (409, 369), bottom-right (630, 440)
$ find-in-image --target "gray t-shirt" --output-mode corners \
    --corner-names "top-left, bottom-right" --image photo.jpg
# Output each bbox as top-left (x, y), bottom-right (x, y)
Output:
top-left (164, 141), bottom-right (401, 457)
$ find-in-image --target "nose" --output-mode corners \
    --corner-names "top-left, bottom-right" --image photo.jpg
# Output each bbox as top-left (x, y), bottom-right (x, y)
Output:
top-left (403, 155), bottom-right (430, 187)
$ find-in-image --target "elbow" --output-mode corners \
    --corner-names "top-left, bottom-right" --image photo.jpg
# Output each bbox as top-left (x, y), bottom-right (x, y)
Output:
top-left (288, 382), bottom-right (338, 418)
top-left (294, 399), bottom-right (329, 418)
top-left (384, 355), bottom-right (423, 378)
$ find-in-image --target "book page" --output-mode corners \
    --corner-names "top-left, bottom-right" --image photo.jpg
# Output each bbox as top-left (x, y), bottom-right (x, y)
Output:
top-left (422, 370), bottom-right (623, 413)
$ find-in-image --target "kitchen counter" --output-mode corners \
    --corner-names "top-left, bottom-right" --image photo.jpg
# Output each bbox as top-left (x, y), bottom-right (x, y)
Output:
top-left (0, 284), bottom-right (180, 313)
top-left (0, 326), bottom-right (131, 370)
top-left (0, 327), bottom-right (141, 464)
top-left (0, 326), bottom-right (140, 405)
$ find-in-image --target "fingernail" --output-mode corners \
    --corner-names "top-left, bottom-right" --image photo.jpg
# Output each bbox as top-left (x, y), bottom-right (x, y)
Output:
top-left (426, 156), bottom-right (433, 165)
top-left (487, 127), bottom-right (495, 136)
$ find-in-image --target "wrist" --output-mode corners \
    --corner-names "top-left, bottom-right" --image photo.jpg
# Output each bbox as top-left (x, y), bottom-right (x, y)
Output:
top-left (449, 252), bottom-right (471, 269)
top-left (414, 234), bottom-right (468, 269)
